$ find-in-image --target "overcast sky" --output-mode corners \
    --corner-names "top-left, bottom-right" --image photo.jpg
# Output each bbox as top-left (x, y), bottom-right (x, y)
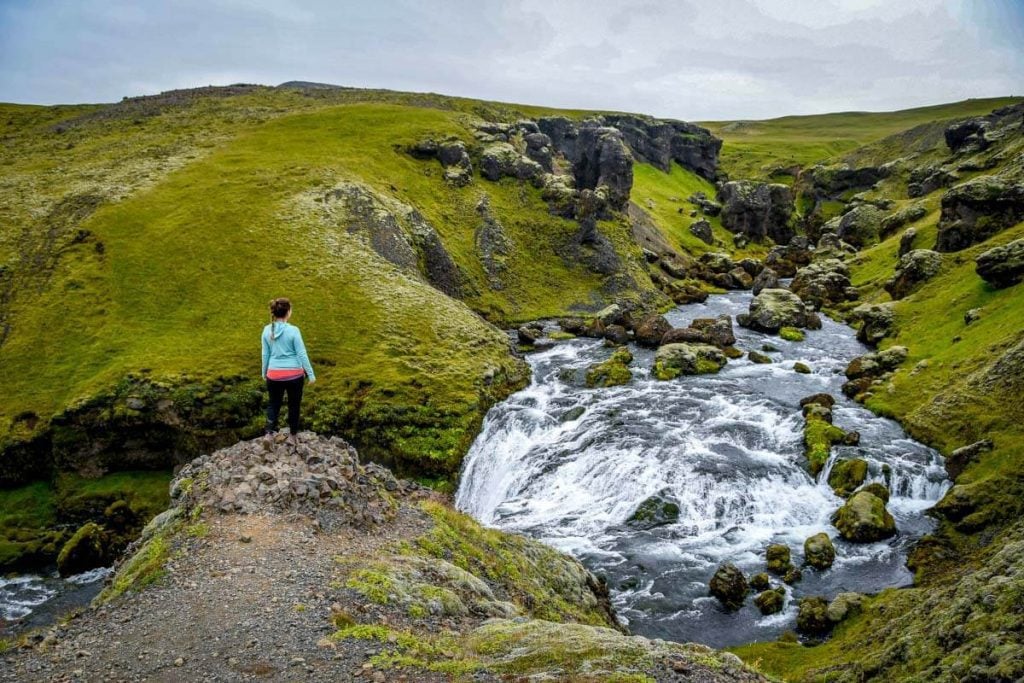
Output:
top-left (1, 0), bottom-right (1022, 120)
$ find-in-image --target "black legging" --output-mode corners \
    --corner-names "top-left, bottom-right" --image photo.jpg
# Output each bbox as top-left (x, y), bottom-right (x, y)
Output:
top-left (265, 376), bottom-right (305, 434)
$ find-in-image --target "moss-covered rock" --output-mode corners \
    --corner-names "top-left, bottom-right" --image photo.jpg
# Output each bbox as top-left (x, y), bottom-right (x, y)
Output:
top-left (804, 416), bottom-right (847, 477)
top-left (793, 362), bottom-right (811, 374)
top-left (738, 289), bottom-right (821, 334)
top-left (755, 589), bottom-right (785, 615)
top-left (826, 592), bottom-right (864, 623)
top-left (859, 482), bottom-right (891, 503)
top-left (779, 326), bottom-right (805, 342)
top-left (626, 491), bottom-right (681, 529)
top-left (832, 491), bottom-right (896, 542)
top-left (975, 237), bottom-right (1024, 288)
top-left (653, 343), bottom-right (727, 380)
top-left (750, 572), bottom-right (771, 591)
top-left (634, 314), bottom-right (672, 347)
top-left (828, 458), bottom-right (869, 497)
top-left (885, 249), bottom-right (943, 300)
top-left (766, 544), bottom-right (794, 576)
top-left (803, 532), bottom-right (836, 570)
top-left (709, 563), bottom-right (748, 611)
top-left (585, 348), bottom-right (634, 388)
top-left (796, 596), bottom-right (832, 636)
top-left (56, 522), bottom-right (112, 576)
top-left (748, 350), bottom-right (773, 364)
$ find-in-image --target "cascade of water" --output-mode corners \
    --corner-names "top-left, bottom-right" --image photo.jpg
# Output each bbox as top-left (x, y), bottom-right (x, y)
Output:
top-left (456, 290), bottom-right (948, 647)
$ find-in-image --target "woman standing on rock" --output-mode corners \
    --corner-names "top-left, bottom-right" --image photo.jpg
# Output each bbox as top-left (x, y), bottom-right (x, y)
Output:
top-left (262, 298), bottom-right (315, 437)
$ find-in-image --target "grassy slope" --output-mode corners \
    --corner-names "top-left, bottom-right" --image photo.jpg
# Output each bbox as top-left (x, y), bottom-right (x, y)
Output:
top-left (0, 86), bottom-right (690, 489)
top-left (702, 97), bottom-right (1023, 180)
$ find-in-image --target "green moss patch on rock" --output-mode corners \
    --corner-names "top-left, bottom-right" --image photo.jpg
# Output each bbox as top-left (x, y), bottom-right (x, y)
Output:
top-left (585, 348), bottom-right (634, 388)
top-left (827, 458), bottom-right (869, 498)
top-left (653, 343), bottom-right (727, 380)
top-left (779, 326), bottom-right (806, 342)
top-left (803, 416), bottom-right (847, 477)
top-left (832, 491), bottom-right (896, 542)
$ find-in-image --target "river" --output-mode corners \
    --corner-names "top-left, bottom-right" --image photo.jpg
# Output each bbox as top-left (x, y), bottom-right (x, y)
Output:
top-left (456, 289), bottom-right (948, 648)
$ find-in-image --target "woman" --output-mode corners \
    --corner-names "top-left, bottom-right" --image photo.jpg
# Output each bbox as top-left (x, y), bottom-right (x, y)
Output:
top-left (261, 297), bottom-right (315, 437)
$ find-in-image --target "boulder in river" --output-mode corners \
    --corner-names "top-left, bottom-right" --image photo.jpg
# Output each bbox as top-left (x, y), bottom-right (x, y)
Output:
top-left (832, 490), bottom-right (896, 542)
top-left (790, 259), bottom-right (858, 309)
top-left (750, 572), bottom-right (771, 591)
top-left (585, 348), bottom-right (633, 388)
top-left (803, 533), bottom-right (836, 571)
top-left (709, 563), bottom-right (748, 611)
top-left (634, 314), bottom-right (672, 347)
top-left (57, 522), bottom-right (113, 577)
top-left (975, 238), bottom-right (1024, 289)
top-left (804, 414), bottom-right (847, 477)
top-left (626, 490), bottom-right (681, 530)
top-left (859, 482), bottom-right (891, 503)
top-left (766, 544), bottom-right (794, 576)
top-left (653, 343), bottom-right (727, 380)
top-left (689, 314), bottom-right (736, 348)
top-left (748, 350), bottom-right (772, 364)
top-left (737, 288), bottom-right (821, 334)
top-left (660, 327), bottom-right (712, 346)
top-left (755, 589), bottom-right (785, 615)
top-left (828, 458), bottom-right (868, 498)
top-left (793, 362), bottom-right (811, 374)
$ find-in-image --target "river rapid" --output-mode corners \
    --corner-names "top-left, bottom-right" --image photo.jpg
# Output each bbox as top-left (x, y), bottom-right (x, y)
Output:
top-left (456, 289), bottom-right (948, 648)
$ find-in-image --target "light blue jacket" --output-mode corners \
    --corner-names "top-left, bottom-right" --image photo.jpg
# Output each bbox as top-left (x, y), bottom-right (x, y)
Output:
top-left (261, 321), bottom-right (315, 381)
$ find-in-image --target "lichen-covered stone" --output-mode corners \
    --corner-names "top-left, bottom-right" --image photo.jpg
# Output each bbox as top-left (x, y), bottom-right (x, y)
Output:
top-left (791, 259), bottom-right (857, 308)
top-left (835, 204), bottom-right (884, 249)
top-left (748, 350), bottom-right (773, 364)
top-left (738, 288), bottom-right (821, 334)
top-left (690, 315), bottom-right (737, 348)
top-left (750, 572), bottom-right (771, 591)
top-left (797, 596), bottom-right (832, 636)
top-left (851, 303), bottom-right (896, 347)
top-left (793, 362), bottom-right (812, 374)
top-left (827, 592), bottom-right (864, 623)
top-left (885, 249), bottom-right (943, 299)
top-left (626, 490), bottom-right (680, 529)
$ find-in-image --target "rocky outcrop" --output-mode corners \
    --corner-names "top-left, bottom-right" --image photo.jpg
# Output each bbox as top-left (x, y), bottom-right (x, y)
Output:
top-left (885, 249), bottom-right (943, 299)
top-left (653, 343), bottom-right (727, 379)
top-left (738, 288), bottom-right (822, 334)
top-left (797, 597), bottom-right (832, 636)
top-left (689, 218), bottom-right (714, 245)
top-left (880, 203), bottom-right (928, 237)
top-left (832, 490), bottom-right (897, 542)
top-left (602, 113), bottom-right (722, 180)
top-left (751, 267), bottom-right (779, 295)
top-left (936, 175), bottom-right (1024, 252)
top-left (718, 181), bottom-right (795, 244)
top-left (321, 182), bottom-right (465, 297)
top-left (898, 227), bottom-right (918, 258)
top-left (790, 259), bottom-right (858, 309)
top-left (976, 238), bottom-right (1024, 288)
top-left (480, 142), bottom-right (543, 182)
top-left (944, 439), bottom-right (994, 481)
top-left (945, 117), bottom-right (993, 154)
top-left (573, 124), bottom-right (634, 211)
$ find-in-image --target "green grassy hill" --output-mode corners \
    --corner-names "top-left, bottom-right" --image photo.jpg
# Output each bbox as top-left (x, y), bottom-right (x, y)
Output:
top-left (702, 97), bottom-right (1023, 181)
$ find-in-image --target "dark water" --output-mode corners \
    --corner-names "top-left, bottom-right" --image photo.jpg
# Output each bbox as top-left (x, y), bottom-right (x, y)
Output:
top-left (456, 290), bottom-right (947, 647)
top-left (0, 568), bottom-right (109, 638)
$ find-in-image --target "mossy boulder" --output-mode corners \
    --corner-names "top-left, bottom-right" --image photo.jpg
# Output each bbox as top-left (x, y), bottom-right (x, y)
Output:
top-left (752, 267), bottom-right (779, 295)
top-left (851, 302), bottom-right (896, 347)
top-left (859, 482), bottom-right (891, 503)
top-left (748, 350), bottom-right (773, 364)
top-left (755, 589), bottom-right (785, 615)
top-left (653, 343), bottom-right (727, 380)
top-left (709, 563), bottom-right (748, 611)
top-left (793, 362), bottom-right (811, 374)
top-left (626, 491), bottom-right (680, 530)
top-left (975, 238), bottom-right (1024, 288)
top-left (796, 596), bottom-right (833, 636)
top-left (690, 315), bottom-right (737, 348)
top-left (750, 572), bottom-right (771, 591)
top-left (828, 458), bottom-right (869, 498)
top-left (782, 567), bottom-right (803, 585)
top-left (936, 174), bottom-right (1024, 251)
top-left (804, 416), bottom-right (847, 477)
top-left (766, 544), bottom-right (794, 575)
top-left (885, 249), bottom-right (943, 300)
top-left (832, 491), bottom-right (896, 542)
top-left (827, 592), bottom-right (864, 623)
top-left (634, 314), bottom-right (672, 347)
top-left (835, 204), bottom-right (884, 249)
top-left (803, 532), bottom-right (836, 571)
top-left (585, 348), bottom-right (633, 388)
top-left (57, 522), bottom-right (114, 577)
top-left (790, 259), bottom-right (857, 308)
top-left (737, 289), bottom-right (821, 334)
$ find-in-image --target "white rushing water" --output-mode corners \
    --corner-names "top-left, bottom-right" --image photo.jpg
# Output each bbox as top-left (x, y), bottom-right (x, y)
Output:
top-left (456, 290), bottom-right (949, 647)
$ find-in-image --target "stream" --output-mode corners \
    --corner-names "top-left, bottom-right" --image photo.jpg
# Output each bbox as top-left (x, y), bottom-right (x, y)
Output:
top-left (456, 289), bottom-right (949, 648)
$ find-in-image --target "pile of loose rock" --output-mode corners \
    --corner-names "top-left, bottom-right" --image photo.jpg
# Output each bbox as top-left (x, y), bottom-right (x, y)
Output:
top-left (171, 432), bottom-right (423, 527)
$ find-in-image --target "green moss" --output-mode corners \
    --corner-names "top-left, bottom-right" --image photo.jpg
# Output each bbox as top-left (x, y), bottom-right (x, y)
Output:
top-left (780, 326), bottom-right (805, 342)
top-left (585, 348), bottom-right (634, 388)
top-left (803, 417), bottom-right (846, 477)
top-left (97, 510), bottom-right (181, 603)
